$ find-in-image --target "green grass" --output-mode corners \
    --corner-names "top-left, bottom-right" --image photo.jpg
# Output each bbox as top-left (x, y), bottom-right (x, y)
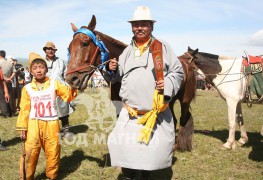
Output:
top-left (0, 89), bottom-right (262, 179)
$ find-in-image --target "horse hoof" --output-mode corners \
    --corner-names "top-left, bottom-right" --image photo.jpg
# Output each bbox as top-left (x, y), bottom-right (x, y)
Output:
top-left (237, 138), bottom-right (248, 145)
top-left (222, 141), bottom-right (235, 150)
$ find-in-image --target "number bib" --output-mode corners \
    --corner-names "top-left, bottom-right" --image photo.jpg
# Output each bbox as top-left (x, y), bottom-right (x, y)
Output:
top-left (26, 79), bottom-right (58, 120)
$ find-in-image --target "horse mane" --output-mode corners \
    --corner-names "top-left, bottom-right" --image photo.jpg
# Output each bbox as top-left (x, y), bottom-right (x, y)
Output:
top-left (198, 51), bottom-right (219, 60)
top-left (198, 51), bottom-right (236, 61)
top-left (94, 30), bottom-right (128, 49)
top-left (79, 25), bottom-right (127, 49)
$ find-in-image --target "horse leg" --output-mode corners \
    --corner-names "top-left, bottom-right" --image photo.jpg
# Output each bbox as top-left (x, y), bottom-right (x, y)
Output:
top-left (177, 102), bottom-right (194, 151)
top-left (236, 101), bottom-right (248, 145)
top-left (169, 97), bottom-right (178, 150)
top-left (223, 99), bottom-right (238, 149)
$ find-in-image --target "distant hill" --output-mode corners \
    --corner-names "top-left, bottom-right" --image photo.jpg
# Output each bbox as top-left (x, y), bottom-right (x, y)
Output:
top-left (16, 58), bottom-right (28, 67)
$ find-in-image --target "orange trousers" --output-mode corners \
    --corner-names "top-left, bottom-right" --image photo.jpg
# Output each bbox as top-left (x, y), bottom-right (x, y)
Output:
top-left (20, 119), bottom-right (60, 180)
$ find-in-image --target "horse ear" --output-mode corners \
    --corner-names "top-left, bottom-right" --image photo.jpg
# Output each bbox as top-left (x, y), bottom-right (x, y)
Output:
top-left (87, 15), bottom-right (96, 31)
top-left (71, 23), bottom-right (78, 32)
top-left (188, 46), bottom-right (193, 51)
top-left (193, 48), bottom-right (199, 55)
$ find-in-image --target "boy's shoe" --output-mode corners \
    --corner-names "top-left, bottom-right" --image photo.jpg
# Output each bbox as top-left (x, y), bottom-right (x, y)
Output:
top-left (0, 143), bottom-right (9, 151)
top-left (62, 129), bottom-right (74, 139)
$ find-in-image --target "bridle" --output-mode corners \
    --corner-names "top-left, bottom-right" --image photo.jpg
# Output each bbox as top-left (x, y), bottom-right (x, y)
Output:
top-left (66, 28), bottom-right (109, 76)
top-left (183, 52), bottom-right (199, 70)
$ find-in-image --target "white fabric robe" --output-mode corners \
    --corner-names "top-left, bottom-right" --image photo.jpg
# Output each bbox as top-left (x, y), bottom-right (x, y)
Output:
top-left (45, 57), bottom-right (73, 117)
top-left (103, 38), bottom-right (183, 170)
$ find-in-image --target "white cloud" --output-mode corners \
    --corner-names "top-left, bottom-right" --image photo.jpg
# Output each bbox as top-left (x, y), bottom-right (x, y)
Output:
top-left (249, 29), bottom-right (263, 46)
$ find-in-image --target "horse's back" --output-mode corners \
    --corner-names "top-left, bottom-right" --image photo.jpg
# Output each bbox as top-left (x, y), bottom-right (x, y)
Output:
top-left (215, 58), bottom-right (246, 100)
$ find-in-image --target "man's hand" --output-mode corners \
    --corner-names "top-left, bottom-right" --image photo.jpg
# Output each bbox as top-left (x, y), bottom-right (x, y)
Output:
top-left (4, 93), bottom-right (9, 102)
top-left (4, 77), bottom-right (12, 83)
top-left (156, 79), bottom-right (164, 93)
top-left (108, 58), bottom-right (118, 71)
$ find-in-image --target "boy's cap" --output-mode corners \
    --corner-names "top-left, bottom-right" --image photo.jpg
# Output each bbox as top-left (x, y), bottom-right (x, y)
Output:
top-left (28, 52), bottom-right (46, 67)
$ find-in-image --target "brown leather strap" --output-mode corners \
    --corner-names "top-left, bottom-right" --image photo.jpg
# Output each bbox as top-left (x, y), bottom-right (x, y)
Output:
top-left (150, 39), bottom-right (164, 93)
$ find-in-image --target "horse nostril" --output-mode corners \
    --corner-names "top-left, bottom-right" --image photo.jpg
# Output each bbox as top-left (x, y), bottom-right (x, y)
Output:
top-left (71, 76), bottom-right (80, 86)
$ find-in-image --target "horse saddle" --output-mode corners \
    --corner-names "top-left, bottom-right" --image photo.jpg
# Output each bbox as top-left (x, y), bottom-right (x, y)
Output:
top-left (242, 54), bottom-right (263, 66)
top-left (242, 54), bottom-right (263, 103)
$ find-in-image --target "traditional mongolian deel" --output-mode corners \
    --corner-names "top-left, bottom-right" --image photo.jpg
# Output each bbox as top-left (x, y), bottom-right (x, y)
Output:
top-left (105, 38), bottom-right (183, 170)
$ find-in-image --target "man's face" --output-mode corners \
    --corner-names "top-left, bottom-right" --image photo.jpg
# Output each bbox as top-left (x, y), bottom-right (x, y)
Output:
top-left (45, 48), bottom-right (56, 59)
top-left (131, 21), bottom-right (153, 43)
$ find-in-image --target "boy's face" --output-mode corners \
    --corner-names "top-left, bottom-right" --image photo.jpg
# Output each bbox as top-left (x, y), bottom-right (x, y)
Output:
top-left (30, 62), bottom-right (47, 80)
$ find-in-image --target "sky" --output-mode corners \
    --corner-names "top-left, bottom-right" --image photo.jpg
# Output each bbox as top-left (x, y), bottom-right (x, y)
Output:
top-left (0, 0), bottom-right (263, 63)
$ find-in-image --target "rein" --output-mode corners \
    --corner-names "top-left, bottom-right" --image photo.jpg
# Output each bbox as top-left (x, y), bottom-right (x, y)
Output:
top-left (184, 53), bottom-right (246, 87)
top-left (184, 52), bottom-right (199, 70)
top-left (66, 28), bottom-right (109, 76)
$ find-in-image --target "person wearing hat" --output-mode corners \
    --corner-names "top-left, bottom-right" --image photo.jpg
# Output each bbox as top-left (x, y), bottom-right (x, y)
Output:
top-left (103, 6), bottom-right (183, 179)
top-left (16, 52), bottom-right (77, 179)
top-left (43, 41), bottom-right (75, 139)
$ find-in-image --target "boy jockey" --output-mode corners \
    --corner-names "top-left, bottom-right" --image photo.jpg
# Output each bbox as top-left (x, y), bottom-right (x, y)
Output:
top-left (16, 52), bottom-right (77, 180)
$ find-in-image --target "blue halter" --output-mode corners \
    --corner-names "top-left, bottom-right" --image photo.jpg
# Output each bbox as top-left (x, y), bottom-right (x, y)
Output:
top-left (68, 28), bottom-right (109, 69)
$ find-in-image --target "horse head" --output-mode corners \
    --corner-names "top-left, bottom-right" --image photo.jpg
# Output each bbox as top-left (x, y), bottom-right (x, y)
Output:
top-left (66, 15), bottom-right (108, 90)
top-left (188, 46), bottom-right (222, 84)
top-left (179, 47), bottom-right (199, 64)
top-left (188, 46), bottom-right (222, 73)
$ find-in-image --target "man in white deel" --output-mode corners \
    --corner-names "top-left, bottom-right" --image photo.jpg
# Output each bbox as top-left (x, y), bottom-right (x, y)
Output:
top-left (43, 41), bottom-right (75, 138)
top-left (104, 6), bottom-right (183, 179)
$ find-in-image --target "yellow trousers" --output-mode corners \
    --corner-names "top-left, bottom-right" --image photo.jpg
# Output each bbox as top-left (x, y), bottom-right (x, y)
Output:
top-left (20, 119), bottom-right (60, 180)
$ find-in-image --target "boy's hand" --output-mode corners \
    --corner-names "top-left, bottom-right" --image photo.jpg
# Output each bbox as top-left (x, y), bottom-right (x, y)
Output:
top-left (20, 131), bottom-right (27, 140)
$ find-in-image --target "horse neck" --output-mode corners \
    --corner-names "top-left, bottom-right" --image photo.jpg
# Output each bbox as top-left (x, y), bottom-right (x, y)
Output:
top-left (95, 30), bottom-right (127, 59)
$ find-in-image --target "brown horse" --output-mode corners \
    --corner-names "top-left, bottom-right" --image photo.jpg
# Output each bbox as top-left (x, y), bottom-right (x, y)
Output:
top-left (65, 15), bottom-right (197, 151)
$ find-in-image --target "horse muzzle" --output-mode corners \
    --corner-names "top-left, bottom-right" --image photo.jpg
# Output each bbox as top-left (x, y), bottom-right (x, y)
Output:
top-left (66, 72), bottom-right (90, 91)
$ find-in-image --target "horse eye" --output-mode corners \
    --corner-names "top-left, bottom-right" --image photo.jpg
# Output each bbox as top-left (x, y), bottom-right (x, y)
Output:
top-left (82, 42), bottom-right (89, 47)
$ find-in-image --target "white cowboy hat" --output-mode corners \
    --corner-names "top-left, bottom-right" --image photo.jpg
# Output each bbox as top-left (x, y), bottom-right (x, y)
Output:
top-left (128, 6), bottom-right (156, 23)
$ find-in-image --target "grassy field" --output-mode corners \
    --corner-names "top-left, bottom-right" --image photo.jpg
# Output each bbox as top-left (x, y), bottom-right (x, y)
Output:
top-left (0, 88), bottom-right (262, 180)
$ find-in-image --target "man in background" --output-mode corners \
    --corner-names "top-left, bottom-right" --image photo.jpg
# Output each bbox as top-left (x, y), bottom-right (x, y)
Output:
top-left (0, 50), bottom-right (10, 150)
top-left (43, 41), bottom-right (75, 138)
top-left (0, 52), bottom-right (16, 117)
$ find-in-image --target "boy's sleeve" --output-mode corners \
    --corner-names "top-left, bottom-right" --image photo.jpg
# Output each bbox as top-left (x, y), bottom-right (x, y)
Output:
top-left (55, 80), bottom-right (77, 102)
top-left (16, 86), bottom-right (31, 131)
